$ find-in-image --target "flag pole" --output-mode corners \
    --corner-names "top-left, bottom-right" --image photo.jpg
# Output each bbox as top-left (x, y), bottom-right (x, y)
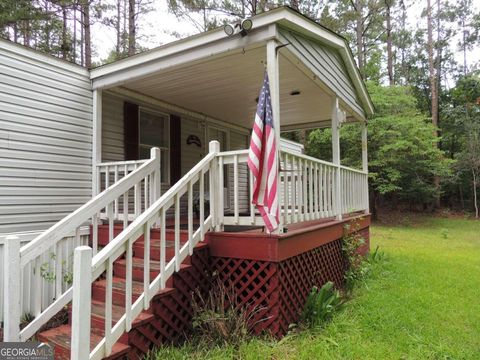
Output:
top-left (266, 39), bottom-right (283, 234)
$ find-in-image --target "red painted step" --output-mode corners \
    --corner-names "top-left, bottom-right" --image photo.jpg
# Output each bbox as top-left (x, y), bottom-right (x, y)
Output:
top-left (37, 324), bottom-right (130, 360)
top-left (93, 224), bottom-right (189, 247)
top-left (91, 276), bottom-right (175, 307)
top-left (114, 257), bottom-right (192, 282)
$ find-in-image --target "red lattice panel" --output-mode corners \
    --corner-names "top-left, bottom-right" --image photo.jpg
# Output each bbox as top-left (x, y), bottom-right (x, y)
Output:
top-left (210, 257), bottom-right (280, 335)
top-left (277, 238), bottom-right (346, 336)
top-left (211, 238), bottom-right (348, 338)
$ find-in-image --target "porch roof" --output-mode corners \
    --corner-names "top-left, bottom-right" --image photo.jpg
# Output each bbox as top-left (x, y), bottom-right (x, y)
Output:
top-left (90, 7), bottom-right (373, 131)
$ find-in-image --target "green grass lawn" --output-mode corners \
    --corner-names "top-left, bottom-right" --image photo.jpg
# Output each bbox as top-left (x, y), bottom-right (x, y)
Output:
top-left (150, 216), bottom-right (480, 359)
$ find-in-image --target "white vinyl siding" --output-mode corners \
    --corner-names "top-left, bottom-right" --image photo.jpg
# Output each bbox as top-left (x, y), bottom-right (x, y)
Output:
top-left (0, 40), bottom-right (93, 234)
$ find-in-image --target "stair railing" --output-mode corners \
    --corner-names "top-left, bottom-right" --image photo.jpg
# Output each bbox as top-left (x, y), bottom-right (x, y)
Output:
top-left (71, 141), bottom-right (220, 360)
top-left (3, 148), bottom-right (161, 342)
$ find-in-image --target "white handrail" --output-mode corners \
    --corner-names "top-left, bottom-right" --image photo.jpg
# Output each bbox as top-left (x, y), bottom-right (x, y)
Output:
top-left (71, 141), bottom-right (220, 360)
top-left (4, 148), bottom-right (161, 342)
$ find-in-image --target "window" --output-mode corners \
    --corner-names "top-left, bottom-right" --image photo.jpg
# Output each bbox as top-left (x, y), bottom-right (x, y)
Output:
top-left (139, 109), bottom-right (170, 184)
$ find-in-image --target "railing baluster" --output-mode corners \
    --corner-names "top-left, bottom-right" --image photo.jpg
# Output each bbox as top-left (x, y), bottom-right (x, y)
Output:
top-left (292, 156), bottom-right (297, 223)
top-left (200, 169), bottom-right (205, 237)
top-left (175, 194), bottom-right (180, 271)
top-left (92, 213), bottom-right (98, 255)
top-left (134, 163), bottom-right (140, 217)
top-left (314, 162), bottom-right (319, 219)
top-left (123, 191), bottom-right (128, 229)
top-left (303, 159), bottom-right (308, 221)
top-left (125, 238), bottom-right (132, 331)
top-left (143, 222), bottom-right (150, 310)
top-left (188, 180), bottom-right (194, 255)
top-left (144, 176), bottom-right (149, 211)
top-left (114, 165), bottom-right (119, 219)
top-left (105, 257), bottom-right (113, 356)
top-left (218, 156), bottom-right (224, 229)
top-left (283, 153), bottom-right (289, 225)
top-left (108, 202), bottom-right (114, 243)
top-left (233, 154), bottom-right (239, 224)
top-left (249, 170), bottom-right (255, 224)
top-left (309, 161), bottom-right (313, 219)
top-left (160, 208), bottom-right (166, 288)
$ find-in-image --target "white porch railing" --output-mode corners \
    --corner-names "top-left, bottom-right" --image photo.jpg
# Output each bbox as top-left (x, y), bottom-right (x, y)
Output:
top-left (218, 148), bottom-right (369, 228)
top-left (3, 148), bottom-right (161, 342)
top-left (70, 141), bottom-right (219, 359)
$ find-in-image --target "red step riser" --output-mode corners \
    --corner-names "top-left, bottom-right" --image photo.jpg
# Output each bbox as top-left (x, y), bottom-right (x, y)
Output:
top-left (92, 226), bottom-right (188, 247)
top-left (114, 265), bottom-right (161, 283)
top-left (132, 245), bottom-right (176, 261)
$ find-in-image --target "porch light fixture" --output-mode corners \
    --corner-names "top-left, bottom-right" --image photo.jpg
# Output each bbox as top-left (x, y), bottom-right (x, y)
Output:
top-left (224, 18), bottom-right (253, 37)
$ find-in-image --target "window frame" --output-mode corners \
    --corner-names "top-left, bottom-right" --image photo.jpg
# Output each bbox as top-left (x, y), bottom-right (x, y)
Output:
top-left (138, 106), bottom-right (171, 185)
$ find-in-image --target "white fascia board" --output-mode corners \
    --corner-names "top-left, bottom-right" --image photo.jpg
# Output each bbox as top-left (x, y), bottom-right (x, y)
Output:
top-left (91, 26), bottom-right (276, 90)
top-left (0, 38), bottom-right (89, 77)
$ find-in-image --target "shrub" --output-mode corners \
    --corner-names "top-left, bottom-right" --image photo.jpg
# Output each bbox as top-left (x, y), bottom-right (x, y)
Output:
top-left (300, 282), bottom-right (344, 328)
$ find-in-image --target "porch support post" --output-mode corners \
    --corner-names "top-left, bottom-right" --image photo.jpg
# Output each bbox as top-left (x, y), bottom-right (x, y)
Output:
top-left (267, 38), bottom-right (283, 233)
top-left (361, 121), bottom-right (369, 213)
top-left (3, 235), bottom-right (21, 341)
top-left (331, 97), bottom-right (342, 220)
top-left (92, 89), bottom-right (102, 197)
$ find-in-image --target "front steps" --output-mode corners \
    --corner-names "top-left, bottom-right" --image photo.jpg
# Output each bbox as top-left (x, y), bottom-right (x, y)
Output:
top-left (38, 224), bottom-right (212, 359)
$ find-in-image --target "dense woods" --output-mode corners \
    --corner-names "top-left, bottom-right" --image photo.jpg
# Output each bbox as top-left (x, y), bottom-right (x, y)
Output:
top-left (1, 0), bottom-right (479, 216)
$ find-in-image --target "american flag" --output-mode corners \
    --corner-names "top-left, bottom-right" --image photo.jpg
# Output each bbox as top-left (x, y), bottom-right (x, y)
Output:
top-left (247, 71), bottom-right (279, 233)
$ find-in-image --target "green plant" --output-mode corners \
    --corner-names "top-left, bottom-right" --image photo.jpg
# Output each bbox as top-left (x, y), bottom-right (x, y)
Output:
top-left (39, 253), bottom-right (73, 285)
top-left (191, 279), bottom-right (263, 347)
top-left (300, 282), bottom-right (344, 328)
top-left (342, 220), bottom-right (368, 291)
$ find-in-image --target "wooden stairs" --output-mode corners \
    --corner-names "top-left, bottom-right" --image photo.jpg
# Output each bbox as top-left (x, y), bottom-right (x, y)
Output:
top-left (38, 224), bottom-right (212, 359)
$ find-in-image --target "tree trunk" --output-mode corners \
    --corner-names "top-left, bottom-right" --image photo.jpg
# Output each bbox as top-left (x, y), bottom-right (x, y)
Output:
top-left (128, 0), bottom-right (136, 56)
top-left (73, 5), bottom-right (77, 63)
top-left (62, 4), bottom-right (68, 60)
top-left (473, 169), bottom-right (479, 218)
top-left (80, 6), bottom-right (84, 67)
top-left (82, 0), bottom-right (92, 68)
top-left (427, 0), bottom-right (440, 208)
top-left (385, 0), bottom-right (394, 85)
top-left (116, 0), bottom-right (121, 55)
top-left (355, 0), bottom-right (365, 79)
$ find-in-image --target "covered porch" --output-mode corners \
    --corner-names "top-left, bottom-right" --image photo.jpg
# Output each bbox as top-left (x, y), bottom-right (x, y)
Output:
top-left (89, 7), bottom-right (373, 233)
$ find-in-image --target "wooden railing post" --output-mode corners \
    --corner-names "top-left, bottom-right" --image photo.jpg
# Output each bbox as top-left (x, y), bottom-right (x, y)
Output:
top-left (331, 97), bottom-right (342, 220)
top-left (209, 141), bottom-right (221, 231)
top-left (361, 122), bottom-right (369, 213)
top-left (4, 235), bottom-right (21, 341)
top-left (151, 147), bottom-right (161, 201)
top-left (71, 246), bottom-right (92, 360)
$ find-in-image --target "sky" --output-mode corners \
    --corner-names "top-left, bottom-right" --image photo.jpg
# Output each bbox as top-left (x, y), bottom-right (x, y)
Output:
top-left (90, 0), bottom-right (480, 80)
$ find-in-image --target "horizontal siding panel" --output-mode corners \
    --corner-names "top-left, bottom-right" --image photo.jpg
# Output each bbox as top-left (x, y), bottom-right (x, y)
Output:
top-left (0, 82), bottom-right (92, 113)
top-left (0, 115), bottom-right (92, 142)
top-left (1, 148), bottom-right (91, 166)
top-left (0, 204), bottom-right (84, 215)
top-left (0, 138), bottom-right (91, 158)
top-left (0, 42), bottom-right (92, 233)
top-left (0, 167), bottom-right (91, 181)
top-left (0, 195), bottom-right (88, 205)
top-left (0, 177), bottom-right (91, 188)
top-left (0, 187), bottom-right (91, 196)
top-left (0, 70), bottom-right (92, 103)
top-left (0, 52), bottom-right (91, 87)
top-left (0, 129), bottom-right (91, 151)
top-left (1, 104), bottom-right (92, 130)
top-left (0, 91), bottom-right (91, 121)
top-left (0, 212), bottom-right (74, 225)
top-left (278, 29), bottom-right (365, 118)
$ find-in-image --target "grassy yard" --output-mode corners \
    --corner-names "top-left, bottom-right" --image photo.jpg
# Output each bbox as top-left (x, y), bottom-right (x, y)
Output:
top-left (150, 216), bottom-right (480, 359)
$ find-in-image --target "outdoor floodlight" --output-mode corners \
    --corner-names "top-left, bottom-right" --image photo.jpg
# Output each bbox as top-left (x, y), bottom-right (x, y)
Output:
top-left (224, 19), bottom-right (253, 37)
top-left (224, 23), bottom-right (235, 37)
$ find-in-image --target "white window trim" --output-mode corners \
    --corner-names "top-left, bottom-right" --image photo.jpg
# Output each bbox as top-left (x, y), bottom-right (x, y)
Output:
top-left (138, 106), bottom-right (171, 185)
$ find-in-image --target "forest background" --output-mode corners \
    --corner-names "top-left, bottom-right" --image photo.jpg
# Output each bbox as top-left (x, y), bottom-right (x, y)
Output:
top-left (1, 0), bottom-right (480, 218)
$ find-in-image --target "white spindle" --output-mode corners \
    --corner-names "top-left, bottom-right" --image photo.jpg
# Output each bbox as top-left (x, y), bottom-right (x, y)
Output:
top-left (174, 194), bottom-right (180, 271)
top-left (123, 191), bottom-right (128, 229)
top-left (233, 155), bottom-right (239, 224)
top-left (92, 213), bottom-right (99, 255)
top-left (160, 208), bottom-right (166, 288)
top-left (200, 170), bottom-right (205, 237)
top-left (143, 222), bottom-right (150, 310)
top-left (105, 257), bottom-right (113, 356)
top-left (188, 181), bottom-right (194, 255)
top-left (218, 156), bottom-right (224, 229)
top-left (125, 238), bottom-right (132, 331)
top-left (292, 156), bottom-right (297, 223)
top-left (249, 170), bottom-right (255, 224)
top-left (114, 165), bottom-right (119, 218)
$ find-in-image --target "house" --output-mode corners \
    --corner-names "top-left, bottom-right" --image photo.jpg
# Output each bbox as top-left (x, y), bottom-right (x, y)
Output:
top-left (0, 6), bottom-right (373, 359)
